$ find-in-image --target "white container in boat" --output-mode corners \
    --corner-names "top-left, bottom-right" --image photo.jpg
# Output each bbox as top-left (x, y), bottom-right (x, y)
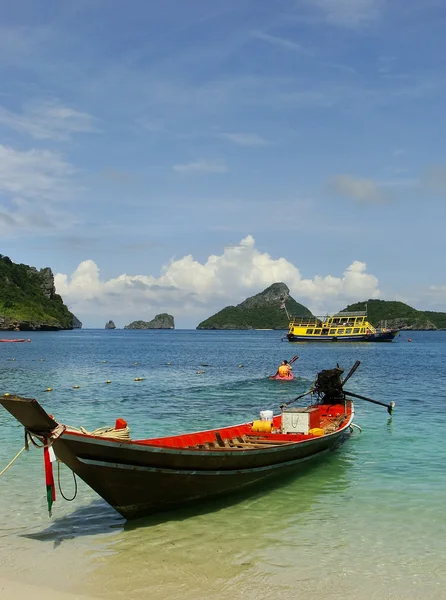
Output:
top-left (260, 410), bottom-right (273, 422)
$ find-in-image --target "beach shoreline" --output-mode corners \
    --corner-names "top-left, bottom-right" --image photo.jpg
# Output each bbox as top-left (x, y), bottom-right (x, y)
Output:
top-left (0, 577), bottom-right (100, 600)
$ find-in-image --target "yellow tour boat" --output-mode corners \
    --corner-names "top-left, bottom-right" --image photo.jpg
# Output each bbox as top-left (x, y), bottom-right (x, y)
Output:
top-left (286, 311), bottom-right (398, 343)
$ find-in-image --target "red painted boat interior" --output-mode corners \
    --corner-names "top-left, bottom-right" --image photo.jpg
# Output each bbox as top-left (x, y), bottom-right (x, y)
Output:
top-left (64, 403), bottom-right (351, 450)
top-left (130, 403), bottom-right (351, 449)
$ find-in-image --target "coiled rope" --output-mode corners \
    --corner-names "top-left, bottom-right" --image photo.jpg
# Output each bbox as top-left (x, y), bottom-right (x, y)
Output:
top-left (65, 424), bottom-right (130, 440)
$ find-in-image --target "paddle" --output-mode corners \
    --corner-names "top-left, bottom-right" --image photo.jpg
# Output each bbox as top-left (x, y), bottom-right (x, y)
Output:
top-left (344, 390), bottom-right (395, 415)
top-left (269, 355), bottom-right (299, 379)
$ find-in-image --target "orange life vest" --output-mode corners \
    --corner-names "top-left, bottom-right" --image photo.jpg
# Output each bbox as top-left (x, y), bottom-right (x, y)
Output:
top-left (278, 365), bottom-right (289, 377)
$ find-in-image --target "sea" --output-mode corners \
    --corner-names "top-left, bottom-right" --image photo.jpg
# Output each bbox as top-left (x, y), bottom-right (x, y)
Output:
top-left (0, 329), bottom-right (445, 600)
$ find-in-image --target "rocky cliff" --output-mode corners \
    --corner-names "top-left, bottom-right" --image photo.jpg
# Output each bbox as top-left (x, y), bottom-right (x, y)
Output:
top-left (105, 320), bottom-right (116, 329)
top-left (197, 283), bottom-right (312, 330)
top-left (0, 254), bottom-right (80, 331)
top-left (124, 313), bottom-right (175, 330)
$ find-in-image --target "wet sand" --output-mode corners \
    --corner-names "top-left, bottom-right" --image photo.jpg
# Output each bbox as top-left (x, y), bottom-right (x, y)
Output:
top-left (0, 578), bottom-right (99, 600)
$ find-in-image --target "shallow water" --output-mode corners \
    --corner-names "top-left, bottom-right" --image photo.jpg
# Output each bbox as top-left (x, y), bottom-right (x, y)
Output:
top-left (0, 330), bottom-right (445, 598)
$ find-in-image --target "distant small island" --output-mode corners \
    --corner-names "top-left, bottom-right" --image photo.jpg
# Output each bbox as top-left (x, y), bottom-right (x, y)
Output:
top-left (105, 320), bottom-right (116, 329)
top-left (124, 313), bottom-right (175, 330)
top-left (197, 283), bottom-right (311, 330)
top-left (0, 254), bottom-right (81, 331)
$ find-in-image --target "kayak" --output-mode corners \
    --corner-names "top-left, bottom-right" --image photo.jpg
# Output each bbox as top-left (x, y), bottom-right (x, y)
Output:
top-left (0, 339), bottom-right (26, 343)
top-left (269, 373), bottom-right (294, 381)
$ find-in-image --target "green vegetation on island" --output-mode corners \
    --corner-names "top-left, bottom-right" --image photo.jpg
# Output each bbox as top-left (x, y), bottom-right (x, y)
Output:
top-left (197, 283), bottom-right (312, 330)
top-left (0, 255), bottom-right (80, 330)
top-left (124, 313), bottom-right (175, 329)
top-left (342, 299), bottom-right (446, 330)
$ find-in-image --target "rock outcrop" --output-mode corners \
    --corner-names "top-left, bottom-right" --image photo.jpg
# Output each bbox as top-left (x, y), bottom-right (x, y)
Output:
top-left (0, 255), bottom-right (79, 331)
top-left (197, 283), bottom-right (312, 330)
top-left (124, 313), bottom-right (175, 330)
top-left (105, 320), bottom-right (116, 329)
top-left (72, 315), bottom-right (82, 329)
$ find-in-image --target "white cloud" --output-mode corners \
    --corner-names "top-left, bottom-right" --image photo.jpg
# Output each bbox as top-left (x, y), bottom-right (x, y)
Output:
top-left (0, 144), bottom-right (75, 200)
top-left (220, 132), bottom-right (268, 146)
top-left (0, 144), bottom-right (78, 234)
top-left (329, 174), bottom-right (391, 204)
top-left (55, 235), bottom-right (380, 326)
top-left (0, 100), bottom-right (98, 140)
top-left (304, 0), bottom-right (381, 27)
top-left (172, 160), bottom-right (227, 174)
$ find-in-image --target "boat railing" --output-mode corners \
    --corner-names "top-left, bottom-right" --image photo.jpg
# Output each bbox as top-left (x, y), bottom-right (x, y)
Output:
top-left (289, 316), bottom-right (322, 327)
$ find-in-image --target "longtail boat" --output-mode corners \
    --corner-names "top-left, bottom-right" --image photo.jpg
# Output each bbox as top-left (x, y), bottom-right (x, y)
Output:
top-left (0, 362), bottom-right (394, 521)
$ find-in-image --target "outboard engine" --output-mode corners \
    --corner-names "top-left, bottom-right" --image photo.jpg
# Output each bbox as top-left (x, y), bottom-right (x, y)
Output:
top-left (314, 367), bottom-right (345, 402)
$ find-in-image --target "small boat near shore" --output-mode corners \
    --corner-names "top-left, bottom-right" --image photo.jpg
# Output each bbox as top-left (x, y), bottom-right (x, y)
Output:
top-left (0, 339), bottom-right (26, 343)
top-left (0, 361), bottom-right (394, 521)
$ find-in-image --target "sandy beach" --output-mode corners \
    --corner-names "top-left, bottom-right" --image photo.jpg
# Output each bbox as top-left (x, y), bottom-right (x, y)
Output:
top-left (0, 578), bottom-right (99, 600)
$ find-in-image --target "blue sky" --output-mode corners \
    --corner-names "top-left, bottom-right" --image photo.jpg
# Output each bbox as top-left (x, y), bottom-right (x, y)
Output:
top-left (1, 0), bottom-right (446, 327)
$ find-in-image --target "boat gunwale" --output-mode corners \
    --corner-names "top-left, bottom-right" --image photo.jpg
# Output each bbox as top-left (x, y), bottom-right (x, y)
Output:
top-left (61, 408), bottom-right (354, 455)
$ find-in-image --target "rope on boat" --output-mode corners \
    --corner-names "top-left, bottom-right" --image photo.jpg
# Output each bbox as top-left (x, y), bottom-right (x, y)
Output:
top-left (350, 423), bottom-right (363, 432)
top-left (0, 445), bottom-right (27, 477)
top-left (65, 424), bottom-right (130, 440)
top-left (57, 461), bottom-right (78, 501)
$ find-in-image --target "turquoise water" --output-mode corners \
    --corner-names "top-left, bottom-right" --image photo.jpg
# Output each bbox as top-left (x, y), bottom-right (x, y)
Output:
top-left (0, 330), bottom-right (445, 599)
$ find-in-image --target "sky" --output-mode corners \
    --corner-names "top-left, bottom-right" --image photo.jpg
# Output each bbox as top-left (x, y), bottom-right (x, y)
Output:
top-left (1, 0), bottom-right (446, 328)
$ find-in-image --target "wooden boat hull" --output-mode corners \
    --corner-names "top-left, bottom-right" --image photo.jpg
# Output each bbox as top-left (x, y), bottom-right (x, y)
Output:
top-left (53, 428), bottom-right (350, 519)
top-left (0, 394), bottom-right (353, 521)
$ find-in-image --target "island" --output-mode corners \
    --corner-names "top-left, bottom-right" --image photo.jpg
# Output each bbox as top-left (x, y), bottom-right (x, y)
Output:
top-left (196, 283), bottom-right (312, 330)
top-left (342, 299), bottom-right (446, 330)
top-left (0, 254), bottom-right (81, 331)
top-left (105, 320), bottom-right (116, 329)
top-left (124, 313), bottom-right (175, 330)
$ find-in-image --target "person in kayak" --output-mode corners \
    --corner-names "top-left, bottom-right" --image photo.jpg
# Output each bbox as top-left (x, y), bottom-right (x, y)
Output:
top-left (277, 360), bottom-right (293, 378)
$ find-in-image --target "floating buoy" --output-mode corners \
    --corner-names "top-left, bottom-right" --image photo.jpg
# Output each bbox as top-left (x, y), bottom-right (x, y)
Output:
top-left (408, 338), bottom-right (412, 342)
top-left (196, 371), bottom-right (201, 374)
top-left (45, 388), bottom-right (52, 392)
top-left (73, 385), bottom-right (79, 389)
top-left (103, 360), bottom-right (107, 363)
top-left (40, 359), bottom-right (45, 361)
top-left (134, 377), bottom-right (143, 381)
top-left (27, 339), bottom-right (31, 342)
top-left (134, 362), bottom-right (138, 365)
top-left (238, 364), bottom-right (244, 368)
top-left (167, 362), bottom-right (171, 366)
top-left (106, 380), bottom-right (111, 384)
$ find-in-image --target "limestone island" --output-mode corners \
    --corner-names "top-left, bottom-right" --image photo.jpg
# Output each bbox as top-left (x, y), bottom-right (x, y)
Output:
top-left (0, 254), bottom-right (81, 331)
top-left (124, 313), bottom-right (175, 330)
top-left (196, 283), bottom-right (311, 330)
top-left (105, 320), bottom-right (116, 329)
top-left (342, 300), bottom-right (446, 330)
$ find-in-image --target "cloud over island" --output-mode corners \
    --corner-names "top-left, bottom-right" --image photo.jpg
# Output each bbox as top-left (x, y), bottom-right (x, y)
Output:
top-left (55, 235), bottom-right (380, 327)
